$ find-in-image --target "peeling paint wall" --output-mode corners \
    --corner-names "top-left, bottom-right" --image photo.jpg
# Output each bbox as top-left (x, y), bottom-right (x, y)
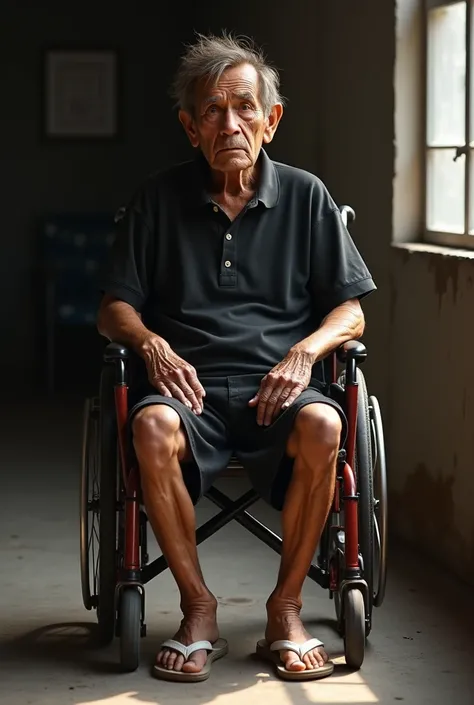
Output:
top-left (389, 248), bottom-right (474, 584)
top-left (317, 0), bottom-right (474, 584)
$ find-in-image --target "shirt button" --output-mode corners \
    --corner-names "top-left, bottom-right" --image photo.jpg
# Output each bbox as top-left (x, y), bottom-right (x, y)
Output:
top-left (224, 260), bottom-right (232, 268)
top-left (213, 205), bottom-right (219, 213)
top-left (225, 233), bottom-right (232, 240)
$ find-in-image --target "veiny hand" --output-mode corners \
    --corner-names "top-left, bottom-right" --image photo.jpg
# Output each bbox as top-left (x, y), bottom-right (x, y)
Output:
top-left (248, 349), bottom-right (314, 426)
top-left (140, 335), bottom-right (205, 414)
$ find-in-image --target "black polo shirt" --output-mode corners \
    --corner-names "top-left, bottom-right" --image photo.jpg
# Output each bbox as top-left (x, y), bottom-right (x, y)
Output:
top-left (101, 149), bottom-right (376, 378)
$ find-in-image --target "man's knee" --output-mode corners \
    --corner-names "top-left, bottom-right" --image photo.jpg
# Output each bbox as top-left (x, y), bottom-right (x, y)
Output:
top-left (292, 403), bottom-right (342, 453)
top-left (132, 405), bottom-right (184, 465)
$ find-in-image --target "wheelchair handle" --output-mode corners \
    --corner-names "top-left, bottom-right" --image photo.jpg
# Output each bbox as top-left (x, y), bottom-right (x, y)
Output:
top-left (104, 342), bottom-right (130, 362)
top-left (340, 205), bottom-right (356, 227)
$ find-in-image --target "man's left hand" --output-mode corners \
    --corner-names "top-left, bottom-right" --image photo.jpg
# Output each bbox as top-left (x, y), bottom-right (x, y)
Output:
top-left (248, 349), bottom-right (315, 426)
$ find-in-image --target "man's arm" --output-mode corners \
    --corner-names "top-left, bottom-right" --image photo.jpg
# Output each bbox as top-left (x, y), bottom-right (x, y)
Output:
top-left (291, 298), bottom-right (365, 363)
top-left (98, 297), bottom-right (206, 416)
top-left (248, 299), bottom-right (364, 426)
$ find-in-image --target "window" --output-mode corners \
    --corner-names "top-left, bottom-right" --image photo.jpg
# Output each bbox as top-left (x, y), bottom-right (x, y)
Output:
top-left (425, 0), bottom-right (474, 247)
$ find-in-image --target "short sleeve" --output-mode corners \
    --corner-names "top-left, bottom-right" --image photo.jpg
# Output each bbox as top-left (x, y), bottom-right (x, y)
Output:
top-left (100, 204), bottom-right (154, 312)
top-left (310, 207), bottom-right (376, 319)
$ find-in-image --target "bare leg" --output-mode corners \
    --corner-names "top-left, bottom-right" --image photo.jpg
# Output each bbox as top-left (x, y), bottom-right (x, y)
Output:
top-left (266, 403), bottom-right (341, 671)
top-left (133, 405), bottom-right (218, 673)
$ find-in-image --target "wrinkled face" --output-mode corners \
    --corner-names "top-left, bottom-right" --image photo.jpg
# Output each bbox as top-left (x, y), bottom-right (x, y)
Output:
top-left (179, 63), bottom-right (283, 173)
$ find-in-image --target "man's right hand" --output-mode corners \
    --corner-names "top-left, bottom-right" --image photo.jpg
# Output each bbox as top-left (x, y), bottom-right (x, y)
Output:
top-left (139, 334), bottom-right (205, 415)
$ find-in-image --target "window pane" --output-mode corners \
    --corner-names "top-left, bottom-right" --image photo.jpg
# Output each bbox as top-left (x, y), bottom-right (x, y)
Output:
top-left (469, 150), bottom-right (474, 233)
top-left (426, 149), bottom-right (465, 233)
top-left (427, 2), bottom-right (466, 146)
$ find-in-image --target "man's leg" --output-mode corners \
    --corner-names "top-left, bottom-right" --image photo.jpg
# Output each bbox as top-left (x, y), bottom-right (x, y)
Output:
top-left (133, 404), bottom-right (218, 674)
top-left (265, 403), bottom-right (341, 672)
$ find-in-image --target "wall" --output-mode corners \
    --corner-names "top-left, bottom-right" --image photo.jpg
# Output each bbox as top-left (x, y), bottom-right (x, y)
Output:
top-left (0, 3), bottom-right (321, 389)
top-left (317, 0), bottom-right (474, 585)
top-left (0, 7), bottom-right (198, 385)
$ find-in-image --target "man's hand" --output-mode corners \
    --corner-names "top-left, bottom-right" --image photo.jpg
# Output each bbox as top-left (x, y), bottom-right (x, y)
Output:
top-left (248, 349), bottom-right (314, 426)
top-left (140, 334), bottom-right (205, 415)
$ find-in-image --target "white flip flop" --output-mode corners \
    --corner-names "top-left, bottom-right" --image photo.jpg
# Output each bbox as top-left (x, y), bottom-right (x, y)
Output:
top-left (153, 638), bottom-right (228, 682)
top-left (256, 638), bottom-right (334, 681)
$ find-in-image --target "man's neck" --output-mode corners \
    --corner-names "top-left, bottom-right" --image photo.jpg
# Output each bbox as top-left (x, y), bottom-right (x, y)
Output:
top-left (209, 162), bottom-right (260, 201)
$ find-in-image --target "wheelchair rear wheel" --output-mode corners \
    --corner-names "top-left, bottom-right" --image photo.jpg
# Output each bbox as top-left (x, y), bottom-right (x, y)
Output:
top-left (337, 367), bottom-right (387, 636)
top-left (96, 363), bottom-right (120, 645)
top-left (79, 375), bottom-right (118, 645)
top-left (80, 397), bottom-right (100, 612)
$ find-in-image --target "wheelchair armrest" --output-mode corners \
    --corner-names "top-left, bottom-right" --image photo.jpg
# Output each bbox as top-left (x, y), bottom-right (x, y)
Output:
top-left (336, 340), bottom-right (367, 364)
top-left (103, 342), bottom-right (131, 363)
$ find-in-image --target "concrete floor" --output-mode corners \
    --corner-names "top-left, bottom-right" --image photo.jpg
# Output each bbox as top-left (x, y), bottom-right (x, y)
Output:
top-left (1, 398), bottom-right (473, 705)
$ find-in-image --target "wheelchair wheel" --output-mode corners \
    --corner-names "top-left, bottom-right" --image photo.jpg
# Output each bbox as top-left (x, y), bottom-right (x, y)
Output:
top-left (338, 368), bottom-right (374, 635)
top-left (369, 395), bottom-right (388, 608)
top-left (343, 588), bottom-right (365, 669)
top-left (96, 363), bottom-right (120, 645)
top-left (80, 397), bottom-right (100, 611)
top-left (119, 587), bottom-right (142, 672)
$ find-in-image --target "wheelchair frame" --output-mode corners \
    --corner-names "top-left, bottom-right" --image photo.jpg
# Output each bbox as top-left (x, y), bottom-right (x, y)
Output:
top-left (80, 205), bottom-right (388, 674)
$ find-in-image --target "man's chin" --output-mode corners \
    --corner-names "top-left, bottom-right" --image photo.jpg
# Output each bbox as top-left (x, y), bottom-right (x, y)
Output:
top-left (213, 150), bottom-right (253, 170)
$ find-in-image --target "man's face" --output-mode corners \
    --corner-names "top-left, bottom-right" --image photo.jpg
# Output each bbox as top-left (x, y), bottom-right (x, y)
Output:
top-left (179, 63), bottom-right (283, 173)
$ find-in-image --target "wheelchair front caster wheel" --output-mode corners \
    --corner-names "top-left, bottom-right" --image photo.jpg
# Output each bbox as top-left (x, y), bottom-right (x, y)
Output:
top-left (119, 588), bottom-right (142, 672)
top-left (343, 589), bottom-right (366, 669)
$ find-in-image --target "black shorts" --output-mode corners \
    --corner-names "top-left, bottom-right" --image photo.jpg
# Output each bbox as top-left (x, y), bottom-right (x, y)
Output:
top-left (128, 373), bottom-right (347, 510)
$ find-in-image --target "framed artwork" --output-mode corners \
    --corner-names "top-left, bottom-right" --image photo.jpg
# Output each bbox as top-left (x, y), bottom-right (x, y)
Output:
top-left (43, 49), bottom-right (119, 139)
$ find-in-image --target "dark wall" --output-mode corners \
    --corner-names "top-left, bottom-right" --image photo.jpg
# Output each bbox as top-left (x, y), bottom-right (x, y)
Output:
top-left (1, 4), bottom-right (321, 388)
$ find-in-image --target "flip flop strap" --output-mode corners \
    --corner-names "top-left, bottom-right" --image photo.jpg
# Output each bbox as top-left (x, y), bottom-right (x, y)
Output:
top-left (270, 638), bottom-right (324, 659)
top-left (161, 639), bottom-right (213, 660)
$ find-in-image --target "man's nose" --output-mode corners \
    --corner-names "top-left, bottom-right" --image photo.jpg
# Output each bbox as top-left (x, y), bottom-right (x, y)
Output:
top-left (220, 108), bottom-right (241, 135)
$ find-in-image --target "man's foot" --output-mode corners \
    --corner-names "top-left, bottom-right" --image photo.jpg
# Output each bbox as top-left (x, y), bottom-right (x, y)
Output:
top-left (265, 596), bottom-right (329, 672)
top-left (156, 595), bottom-right (219, 674)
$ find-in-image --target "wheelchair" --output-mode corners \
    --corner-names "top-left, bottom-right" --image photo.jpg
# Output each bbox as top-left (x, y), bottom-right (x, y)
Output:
top-left (79, 205), bottom-right (388, 674)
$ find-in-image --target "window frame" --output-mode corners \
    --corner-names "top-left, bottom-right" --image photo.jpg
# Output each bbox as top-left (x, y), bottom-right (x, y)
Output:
top-left (424, 0), bottom-right (474, 248)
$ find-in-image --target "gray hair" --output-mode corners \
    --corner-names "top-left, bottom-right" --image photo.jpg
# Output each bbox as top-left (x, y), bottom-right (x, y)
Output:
top-left (171, 31), bottom-right (285, 117)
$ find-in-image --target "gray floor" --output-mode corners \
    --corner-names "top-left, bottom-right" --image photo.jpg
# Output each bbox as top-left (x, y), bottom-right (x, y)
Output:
top-left (1, 398), bottom-right (473, 704)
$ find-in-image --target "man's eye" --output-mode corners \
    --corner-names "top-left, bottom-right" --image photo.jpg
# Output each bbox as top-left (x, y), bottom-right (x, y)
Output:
top-left (241, 104), bottom-right (252, 110)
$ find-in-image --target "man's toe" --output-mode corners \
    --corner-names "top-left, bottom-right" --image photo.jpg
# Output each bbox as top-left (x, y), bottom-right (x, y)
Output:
top-left (167, 651), bottom-right (179, 670)
top-left (182, 649), bottom-right (207, 673)
top-left (173, 654), bottom-right (185, 671)
top-left (282, 651), bottom-right (305, 671)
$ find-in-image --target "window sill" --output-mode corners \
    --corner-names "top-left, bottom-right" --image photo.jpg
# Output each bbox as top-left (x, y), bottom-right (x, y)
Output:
top-left (392, 241), bottom-right (474, 261)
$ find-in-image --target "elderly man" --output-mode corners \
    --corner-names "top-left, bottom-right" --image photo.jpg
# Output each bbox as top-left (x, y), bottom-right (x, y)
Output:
top-left (98, 32), bottom-right (376, 683)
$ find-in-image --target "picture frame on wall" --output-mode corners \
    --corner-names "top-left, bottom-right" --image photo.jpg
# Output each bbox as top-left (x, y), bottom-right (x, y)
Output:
top-left (43, 49), bottom-right (119, 139)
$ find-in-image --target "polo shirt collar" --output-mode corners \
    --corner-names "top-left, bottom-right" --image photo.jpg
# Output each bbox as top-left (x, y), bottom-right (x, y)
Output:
top-left (192, 148), bottom-right (280, 209)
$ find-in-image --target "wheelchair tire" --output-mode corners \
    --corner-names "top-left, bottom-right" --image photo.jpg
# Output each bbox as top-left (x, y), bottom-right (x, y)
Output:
top-left (343, 588), bottom-right (365, 669)
top-left (96, 363), bottom-right (119, 645)
top-left (119, 587), bottom-right (141, 672)
top-left (80, 397), bottom-right (100, 611)
top-left (338, 368), bottom-right (374, 635)
top-left (369, 395), bottom-right (388, 608)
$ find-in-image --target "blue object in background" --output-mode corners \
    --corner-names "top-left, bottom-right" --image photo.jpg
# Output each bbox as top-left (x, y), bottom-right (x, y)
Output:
top-left (40, 213), bottom-right (117, 393)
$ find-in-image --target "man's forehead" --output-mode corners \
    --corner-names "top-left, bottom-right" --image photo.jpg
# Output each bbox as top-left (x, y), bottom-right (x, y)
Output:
top-left (203, 88), bottom-right (256, 104)
top-left (198, 64), bottom-right (259, 99)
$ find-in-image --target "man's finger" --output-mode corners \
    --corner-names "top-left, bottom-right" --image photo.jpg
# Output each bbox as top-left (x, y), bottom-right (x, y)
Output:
top-left (174, 371), bottom-right (202, 413)
top-left (166, 381), bottom-right (195, 410)
top-left (263, 385), bottom-right (286, 426)
top-left (248, 392), bottom-right (260, 407)
top-left (257, 382), bottom-right (276, 426)
top-left (185, 366), bottom-right (206, 399)
top-left (156, 381), bottom-right (173, 398)
top-left (273, 386), bottom-right (293, 417)
top-left (281, 385), bottom-right (304, 410)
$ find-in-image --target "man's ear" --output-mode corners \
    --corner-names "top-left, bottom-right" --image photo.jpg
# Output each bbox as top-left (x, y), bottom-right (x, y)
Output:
top-left (262, 103), bottom-right (283, 145)
top-left (179, 110), bottom-right (199, 148)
